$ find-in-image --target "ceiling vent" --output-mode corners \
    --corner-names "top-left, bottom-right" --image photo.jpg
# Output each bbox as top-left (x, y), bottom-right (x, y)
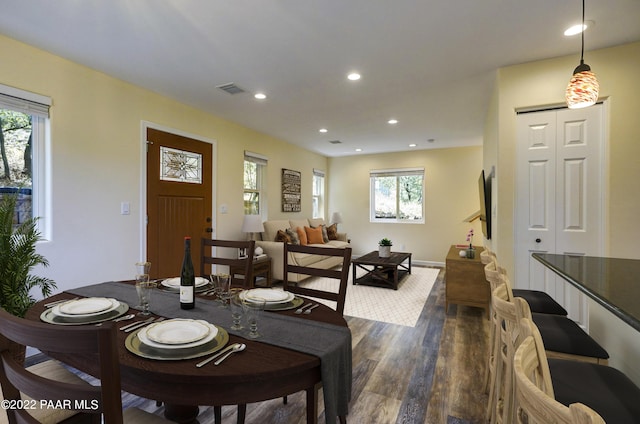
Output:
top-left (328, 140), bottom-right (342, 144)
top-left (216, 83), bottom-right (245, 95)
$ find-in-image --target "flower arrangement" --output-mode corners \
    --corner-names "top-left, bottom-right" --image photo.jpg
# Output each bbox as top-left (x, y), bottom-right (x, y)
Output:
top-left (466, 229), bottom-right (474, 249)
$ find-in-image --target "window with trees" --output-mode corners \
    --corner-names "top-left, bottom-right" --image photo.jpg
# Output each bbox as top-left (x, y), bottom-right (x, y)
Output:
top-left (243, 151), bottom-right (267, 215)
top-left (312, 169), bottom-right (325, 219)
top-left (370, 168), bottom-right (424, 223)
top-left (0, 85), bottom-right (50, 235)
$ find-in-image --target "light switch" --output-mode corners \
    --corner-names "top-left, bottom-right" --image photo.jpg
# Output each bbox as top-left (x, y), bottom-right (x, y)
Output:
top-left (121, 202), bottom-right (130, 215)
top-left (220, 204), bottom-right (228, 214)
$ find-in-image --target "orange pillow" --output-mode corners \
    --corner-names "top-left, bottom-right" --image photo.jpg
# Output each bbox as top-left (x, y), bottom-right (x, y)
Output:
top-left (296, 227), bottom-right (308, 245)
top-left (305, 226), bottom-right (324, 244)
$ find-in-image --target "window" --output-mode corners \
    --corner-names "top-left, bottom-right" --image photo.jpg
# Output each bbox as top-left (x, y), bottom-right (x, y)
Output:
top-left (0, 84), bottom-right (51, 237)
top-left (312, 169), bottom-right (325, 219)
top-left (243, 151), bottom-right (267, 215)
top-left (370, 168), bottom-right (424, 223)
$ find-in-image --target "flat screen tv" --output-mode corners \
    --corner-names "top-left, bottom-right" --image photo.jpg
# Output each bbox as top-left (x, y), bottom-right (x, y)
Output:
top-left (478, 170), bottom-right (491, 239)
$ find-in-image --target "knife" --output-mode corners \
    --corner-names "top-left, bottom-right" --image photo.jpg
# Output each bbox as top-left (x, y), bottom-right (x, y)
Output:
top-left (124, 317), bottom-right (165, 333)
top-left (120, 316), bottom-right (154, 332)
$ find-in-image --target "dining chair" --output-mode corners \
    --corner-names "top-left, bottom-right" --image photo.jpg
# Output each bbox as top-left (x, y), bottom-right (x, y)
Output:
top-left (200, 238), bottom-right (255, 287)
top-left (515, 316), bottom-right (640, 423)
top-left (0, 308), bottom-right (170, 424)
top-left (283, 244), bottom-right (353, 315)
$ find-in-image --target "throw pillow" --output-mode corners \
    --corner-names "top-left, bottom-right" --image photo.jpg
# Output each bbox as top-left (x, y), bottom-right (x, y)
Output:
top-left (285, 228), bottom-right (300, 245)
top-left (275, 229), bottom-right (291, 243)
top-left (326, 223), bottom-right (338, 240)
top-left (320, 225), bottom-right (330, 243)
top-left (296, 227), bottom-right (308, 245)
top-left (305, 226), bottom-right (325, 244)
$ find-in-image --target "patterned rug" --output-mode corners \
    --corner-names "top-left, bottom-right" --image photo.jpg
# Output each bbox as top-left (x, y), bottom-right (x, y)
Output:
top-left (282, 266), bottom-right (439, 327)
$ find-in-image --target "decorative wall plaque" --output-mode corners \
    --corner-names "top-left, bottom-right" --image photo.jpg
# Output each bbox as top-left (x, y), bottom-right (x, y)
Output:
top-left (281, 168), bottom-right (301, 212)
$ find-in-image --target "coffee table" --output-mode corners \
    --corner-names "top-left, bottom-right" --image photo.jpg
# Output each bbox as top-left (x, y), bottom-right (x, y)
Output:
top-left (351, 251), bottom-right (412, 290)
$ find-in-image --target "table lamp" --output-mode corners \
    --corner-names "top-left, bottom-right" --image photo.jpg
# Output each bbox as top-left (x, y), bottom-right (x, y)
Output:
top-left (331, 212), bottom-right (343, 229)
top-left (241, 215), bottom-right (264, 242)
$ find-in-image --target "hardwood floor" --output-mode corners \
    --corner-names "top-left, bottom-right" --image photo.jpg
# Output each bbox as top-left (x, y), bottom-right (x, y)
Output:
top-left (128, 267), bottom-right (490, 423)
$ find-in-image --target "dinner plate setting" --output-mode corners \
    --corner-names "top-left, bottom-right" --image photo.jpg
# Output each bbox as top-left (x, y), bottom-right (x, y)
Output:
top-left (239, 289), bottom-right (304, 311)
top-left (159, 277), bottom-right (212, 293)
top-left (125, 318), bottom-right (229, 360)
top-left (40, 297), bottom-right (129, 325)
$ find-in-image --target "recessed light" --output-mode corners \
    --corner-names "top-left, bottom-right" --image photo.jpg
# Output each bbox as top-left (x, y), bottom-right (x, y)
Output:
top-left (319, 128), bottom-right (328, 133)
top-left (254, 93), bottom-right (267, 100)
top-left (388, 119), bottom-right (398, 124)
top-left (409, 143), bottom-right (417, 147)
top-left (355, 148), bottom-right (362, 152)
top-left (564, 20), bottom-right (594, 36)
top-left (347, 72), bottom-right (361, 81)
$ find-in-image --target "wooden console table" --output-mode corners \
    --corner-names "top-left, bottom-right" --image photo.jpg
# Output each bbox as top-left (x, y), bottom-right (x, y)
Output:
top-left (445, 245), bottom-right (489, 317)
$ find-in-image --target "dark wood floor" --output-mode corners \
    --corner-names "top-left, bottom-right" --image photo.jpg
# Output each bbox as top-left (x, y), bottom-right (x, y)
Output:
top-left (125, 267), bottom-right (490, 423)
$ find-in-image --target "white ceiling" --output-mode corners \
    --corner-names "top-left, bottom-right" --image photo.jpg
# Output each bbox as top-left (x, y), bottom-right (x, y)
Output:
top-left (1, 1), bottom-right (639, 157)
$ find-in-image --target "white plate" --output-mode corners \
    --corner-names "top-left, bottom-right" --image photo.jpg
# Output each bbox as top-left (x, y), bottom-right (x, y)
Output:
top-left (160, 277), bottom-right (209, 289)
top-left (241, 289), bottom-right (294, 304)
top-left (145, 319), bottom-right (210, 345)
top-left (138, 320), bottom-right (218, 349)
top-left (53, 298), bottom-right (120, 317)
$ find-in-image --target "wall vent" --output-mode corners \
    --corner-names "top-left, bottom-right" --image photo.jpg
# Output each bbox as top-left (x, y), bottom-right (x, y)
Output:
top-left (216, 83), bottom-right (245, 95)
top-left (328, 140), bottom-right (342, 144)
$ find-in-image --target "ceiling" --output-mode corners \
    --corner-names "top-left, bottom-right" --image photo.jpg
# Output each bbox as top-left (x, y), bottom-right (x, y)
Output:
top-left (1, 1), bottom-right (639, 157)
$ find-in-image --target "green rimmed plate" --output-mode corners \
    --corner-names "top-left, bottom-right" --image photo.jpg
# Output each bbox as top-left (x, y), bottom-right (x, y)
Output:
top-left (40, 302), bottom-right (130, 326)
top-left (125, 324), bottom-right (229, 361)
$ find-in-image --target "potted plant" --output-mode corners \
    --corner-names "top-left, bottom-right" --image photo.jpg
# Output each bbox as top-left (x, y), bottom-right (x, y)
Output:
top-left (378, 238), bottom-right (392, 258)
top-left (0, 192), bottom-right (56, 318)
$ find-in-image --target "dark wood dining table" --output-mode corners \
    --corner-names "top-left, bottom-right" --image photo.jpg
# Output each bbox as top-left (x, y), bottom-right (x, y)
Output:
top-left (25, 281), bottom-right (350, 424)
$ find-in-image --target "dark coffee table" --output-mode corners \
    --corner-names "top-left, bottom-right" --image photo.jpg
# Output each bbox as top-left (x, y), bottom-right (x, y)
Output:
top-left (351, 251), bottom-right (412, 290)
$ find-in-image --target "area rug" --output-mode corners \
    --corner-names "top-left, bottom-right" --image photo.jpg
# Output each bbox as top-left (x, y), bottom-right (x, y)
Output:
top-left (286, 266), bottom-right (440, 327)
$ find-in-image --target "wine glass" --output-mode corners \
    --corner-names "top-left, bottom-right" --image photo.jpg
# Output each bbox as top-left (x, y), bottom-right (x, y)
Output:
top-left (229, 288), bottom-right (245, 330)
top-left (242, 297), bottom-right (266, 339)
top-left (215, 273), bottom-right (231, 307)
top-left (135, 276), bottom-right (156, 316)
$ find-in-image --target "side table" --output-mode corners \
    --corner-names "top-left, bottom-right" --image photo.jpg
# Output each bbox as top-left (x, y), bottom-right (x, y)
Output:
top-left (445, 245), bottom-right (489, 318)
top-left (230, 255), bottom-right (272, 288)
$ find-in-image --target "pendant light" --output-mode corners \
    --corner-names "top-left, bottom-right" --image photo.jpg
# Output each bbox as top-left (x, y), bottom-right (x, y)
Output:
top-left (565, 0), bottom-right (599, 109)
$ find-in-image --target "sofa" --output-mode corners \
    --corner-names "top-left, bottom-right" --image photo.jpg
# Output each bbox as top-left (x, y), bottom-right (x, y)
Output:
top-left (255, 218), bottom-right (350, 282)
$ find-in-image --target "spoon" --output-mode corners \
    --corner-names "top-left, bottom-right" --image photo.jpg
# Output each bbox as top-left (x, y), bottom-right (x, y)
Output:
top-left (214, 343), bottom-right (246, 365)
top-left (195, 343), bottom-right (241, 368)
top-left (95, 313), bottom-right (135, 326)
top-left (304, 304), bottom-right (320, 314)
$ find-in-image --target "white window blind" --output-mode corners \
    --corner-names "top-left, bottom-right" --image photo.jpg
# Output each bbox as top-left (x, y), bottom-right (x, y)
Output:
top-left (0, 84), bottom-right (51, 118)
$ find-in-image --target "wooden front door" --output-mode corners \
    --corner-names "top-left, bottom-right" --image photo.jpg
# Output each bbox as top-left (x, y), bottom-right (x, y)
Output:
top-left (146, 128), bottom-right (213, 279)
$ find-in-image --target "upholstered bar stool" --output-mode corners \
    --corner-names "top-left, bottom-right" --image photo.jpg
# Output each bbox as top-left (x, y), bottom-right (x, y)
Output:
top-left (489, 283), bottom-right (610, 424)
top-left (484, 250), bottom-right (567, 316)
top-left (516, 316), bottom-right (640, 423)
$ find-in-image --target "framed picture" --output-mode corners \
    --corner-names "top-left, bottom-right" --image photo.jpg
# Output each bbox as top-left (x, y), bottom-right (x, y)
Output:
top-left (281, 168), bottom-right (301, 212)
top-left (238, 247), bottom-right (248, 259)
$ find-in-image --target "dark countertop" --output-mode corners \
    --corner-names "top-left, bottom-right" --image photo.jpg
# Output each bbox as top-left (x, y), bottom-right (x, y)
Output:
top-left (532, 253), bottom-right (640, 332)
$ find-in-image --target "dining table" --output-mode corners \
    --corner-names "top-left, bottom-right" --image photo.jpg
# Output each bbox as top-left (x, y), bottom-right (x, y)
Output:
top-left (25, 280), bottom-right (352, 424)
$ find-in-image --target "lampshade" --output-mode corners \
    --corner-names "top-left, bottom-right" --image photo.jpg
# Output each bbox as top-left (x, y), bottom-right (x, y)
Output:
top-left (331, 212), bottom-right (343, 224)
top-left (566, 0), bottom-right (599, 109)
top-left (241, 215), bottom-right (264, 233)
top-left (566, 63), bottom-right (599, 109)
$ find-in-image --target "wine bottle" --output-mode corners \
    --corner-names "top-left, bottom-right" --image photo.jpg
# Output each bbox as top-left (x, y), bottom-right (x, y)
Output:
top-left (180, 236), bottom-right (195, 310)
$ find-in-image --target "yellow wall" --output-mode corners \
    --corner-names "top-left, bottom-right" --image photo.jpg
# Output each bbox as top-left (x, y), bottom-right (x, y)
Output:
top-left (487, 41), bottom-right (640, 274)
top-left (328, 146), bottom-right (484, 264)
top-left (0, 34), bottom-right (328, 289)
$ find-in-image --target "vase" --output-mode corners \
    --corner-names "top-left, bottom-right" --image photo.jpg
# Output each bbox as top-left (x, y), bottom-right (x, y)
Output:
top-left (466, 247), bottom-right (476, 259)
top-left (379, 245), bottom-right (391, 258)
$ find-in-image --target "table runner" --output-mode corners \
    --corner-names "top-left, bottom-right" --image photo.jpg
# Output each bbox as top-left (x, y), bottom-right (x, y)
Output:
top-left (67, 282), bottom-right (351, 424)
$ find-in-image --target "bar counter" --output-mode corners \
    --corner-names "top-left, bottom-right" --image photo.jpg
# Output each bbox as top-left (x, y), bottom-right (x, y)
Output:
top-left (532, 253), bottom-right (640, 332)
